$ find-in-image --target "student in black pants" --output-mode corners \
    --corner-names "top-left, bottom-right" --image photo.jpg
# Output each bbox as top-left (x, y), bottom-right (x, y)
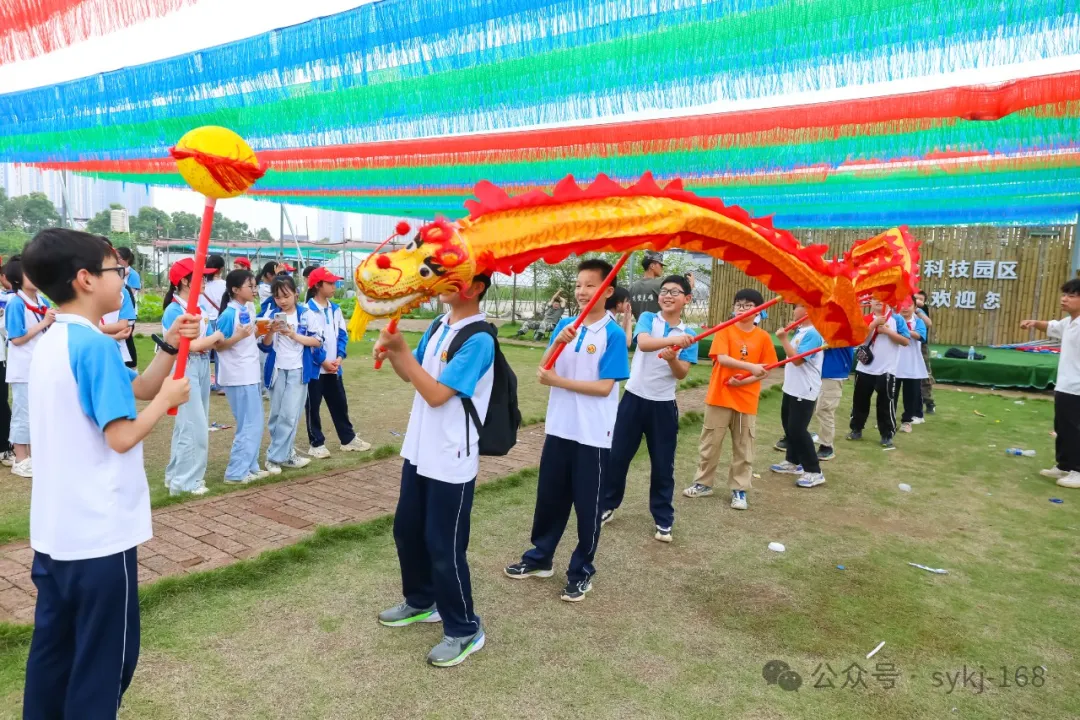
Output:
top-left (848, 300), bottom-right (910, 449)
top-left (601, 274), bottom-right (697, 541)
top-left (770, 305), bottom-right (826, 487)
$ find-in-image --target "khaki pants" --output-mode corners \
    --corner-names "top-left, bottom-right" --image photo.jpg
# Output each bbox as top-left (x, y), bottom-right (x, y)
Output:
top-left (693, 405), bottom-right (756, 491)
top-left (814, 378), bottom-right (845, 447)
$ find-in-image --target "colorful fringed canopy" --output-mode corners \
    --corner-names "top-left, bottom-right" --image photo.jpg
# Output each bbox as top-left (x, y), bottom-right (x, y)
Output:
top-left (2, 0), bottom-right (1080, 227)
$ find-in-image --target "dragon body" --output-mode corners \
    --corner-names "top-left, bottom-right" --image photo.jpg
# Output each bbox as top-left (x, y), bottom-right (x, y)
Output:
top-left (350, 173), bottom-right (919, 347)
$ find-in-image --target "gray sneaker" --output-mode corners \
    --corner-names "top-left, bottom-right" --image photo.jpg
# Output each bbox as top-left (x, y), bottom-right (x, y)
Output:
top-left (427, 627), bottom-right (486, 667)
top-left (378, 601), bottom-right (441, 627)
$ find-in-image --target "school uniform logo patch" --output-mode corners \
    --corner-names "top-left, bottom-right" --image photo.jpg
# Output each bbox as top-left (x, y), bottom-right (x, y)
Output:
top-left (586, 344), bottom-right (597, 354)
top-left (740, 344), bottom-right (748, 358)
top-left (440, 350), bottom-right (449, 363)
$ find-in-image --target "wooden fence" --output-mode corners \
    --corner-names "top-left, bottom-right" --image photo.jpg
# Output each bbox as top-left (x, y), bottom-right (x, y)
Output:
top-left (708, 225), bottom-right (1076, 347)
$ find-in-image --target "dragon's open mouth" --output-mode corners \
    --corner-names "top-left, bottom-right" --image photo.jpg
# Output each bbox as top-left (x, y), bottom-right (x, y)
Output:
top-left (356, 291), bottom-right (424, 317)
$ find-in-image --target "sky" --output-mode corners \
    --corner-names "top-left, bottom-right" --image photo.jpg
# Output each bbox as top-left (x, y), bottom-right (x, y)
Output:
top-left (3, 0), bottom-right (1079, 236)
top-left (0, 0), bottom-right (382, 236)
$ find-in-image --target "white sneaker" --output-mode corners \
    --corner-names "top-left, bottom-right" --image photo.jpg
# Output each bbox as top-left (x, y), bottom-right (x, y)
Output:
top-left (1041, 467), bottom-right (1069, 479)
top-left (770, 461), bottom-right (803, 475)
top-left (282, 454), bottom-right (311, 469)
top-left (796, 472), bottom-right (827, 488)
top-left (654, 526), bottom-right (673, 543)
top-left (1056, 472), bottom-right (1080, 489)
top-left (224, 475), bottom-right (251, 485)
top-left (0, 451), bottom-right (14, 467)
top-left (600, 509), bottom-right (615, 525)
top-left (682, 483), bottom-right (714, 498)
top-left (190, 486), bottom-right (210, 496)
top-left (911, 417), bottom-right (926, 425)
top-left (11, 459), bottom-right (31, 478)
top-left (730, 490), bottom-right (748, 510)
top-left (265, 462), bottom-right (283, 475)
top-left (900, 423), bottom-right (912, 433)
top-left (250, 469), bottom-right (271, 480)
top-left (341, 437), bottom-right (372, 453)
top-left (307, 445), bottom-right (331, 460)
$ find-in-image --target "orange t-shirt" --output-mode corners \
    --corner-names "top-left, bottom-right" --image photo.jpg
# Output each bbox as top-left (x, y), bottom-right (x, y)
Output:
top-left (705, 324), bottom-right (778, 415)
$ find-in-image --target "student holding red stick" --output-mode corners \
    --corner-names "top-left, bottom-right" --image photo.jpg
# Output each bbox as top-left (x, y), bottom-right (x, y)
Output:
top-left (769, 304), bottom-right (826, 488)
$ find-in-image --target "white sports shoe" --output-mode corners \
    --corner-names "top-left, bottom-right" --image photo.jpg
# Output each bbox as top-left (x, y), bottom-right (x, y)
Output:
top-left (341, 437), bottom-right (372, 453)
top-left (1041, 467), bottom-right (1069, 479)
top-left (911, 417), bottom-right (926, 425)
top-left (1056, 472), bottom-right (1080, 489)
top-left (282, 454), bottom-right (311, 469)
top-left (307, 445), bottom-right (331, 460)
top-left (265, 462), bottom-right (283, 475)
top-left (11, 458), bottom-right (31, 478)
top-left (0, 451), bottom-right (14, 467)
top-left (190, 486), bottom-right (210, 496)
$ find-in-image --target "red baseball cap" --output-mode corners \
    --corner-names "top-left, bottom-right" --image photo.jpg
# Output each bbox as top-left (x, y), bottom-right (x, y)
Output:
top-left (280, 262), bottom-right (296, 272)
top-left (234, 257), bottom-right (251, 269)
top-left (169, 258), bottom-right (217, 286)
top-left (307, 267), bottom-right (343, 289)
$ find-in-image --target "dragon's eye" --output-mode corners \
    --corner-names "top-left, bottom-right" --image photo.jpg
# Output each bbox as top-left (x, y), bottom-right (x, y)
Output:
top-left (418, 266), bottom-right (432, 278)
top-left (405, 240), bottom-right (417, 251)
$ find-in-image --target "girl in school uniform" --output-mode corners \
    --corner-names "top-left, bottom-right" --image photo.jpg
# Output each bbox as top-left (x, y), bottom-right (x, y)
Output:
top-left (260, 274), bottom-right (324, 473)
top-left (303, 267), bottom-right (370, 458)
top-left (896, 300), bottom-right (928, 434)
top-left (163, 258), bottom-right (223, 495)
top-left (217, 269), bottom-right (269, 484)
top-left (4, 255), bottom-right (54, 478)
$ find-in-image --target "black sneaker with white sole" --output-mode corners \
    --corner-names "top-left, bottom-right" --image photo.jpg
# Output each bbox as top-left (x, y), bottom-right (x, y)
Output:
top-left (600, 508), bottom-right (615, 525)
top-left (560, 579), bottom-right (592, 602)
top-left (504, 562), bottom-right (554, 580)
top-left (773, 437), bottom-right (788, 451)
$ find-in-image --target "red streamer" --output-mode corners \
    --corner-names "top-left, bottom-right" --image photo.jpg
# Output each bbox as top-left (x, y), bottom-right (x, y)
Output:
top-left (168, 147), bottom-right (267, 195)
top-left (0, 0), bottom-right (198, 65)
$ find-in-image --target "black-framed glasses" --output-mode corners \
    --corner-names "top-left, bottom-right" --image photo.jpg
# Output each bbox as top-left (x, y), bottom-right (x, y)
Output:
top-left (95, 266), bottom-right (126, 278)
top-left (658, 288), bottom-right (686, 297)
top-left (733, 303), bottom-right (757, 311)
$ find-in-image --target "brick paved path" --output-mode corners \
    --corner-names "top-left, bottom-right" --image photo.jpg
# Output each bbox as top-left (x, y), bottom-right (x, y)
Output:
top-left (0, 383), bottom-right (744, 623)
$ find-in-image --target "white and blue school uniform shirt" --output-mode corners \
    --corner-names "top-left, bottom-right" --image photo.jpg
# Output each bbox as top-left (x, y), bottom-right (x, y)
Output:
top-left (5, 291), bottom-right (51, 384)
top-left (782, 324), bottom-right (825, 401)
top-left (625, 311), bottom-right (698, 402)
top-left (162, 300), bottom-right (211, 352)
top-left (29, 315), bottom-right (150, 560)
top-left (306, 298), bottom-right (348, 374)
top-left (216, 300), bottom-right (260, 386)
top-left (126, 267), bottom-right (142, 291)
top-left (895, 316), bottom-right (928, 380)
top-left (857, 311), bottom-right (911, 377)
top-left (259, 304), bottom-right (323, 371)
top-left (401, 314), bottom-right (495, 483)
top-left (101, 287), bottom-right (137, 362)
top-left (545, 313), bottom-right (631, 449)
top-left (198, 278), bottom-right (226, 324)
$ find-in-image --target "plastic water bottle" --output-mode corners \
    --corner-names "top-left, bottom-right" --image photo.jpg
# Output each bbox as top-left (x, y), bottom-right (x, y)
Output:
top-left (1005, 448), bottom-right (1036, 457)
top-left (967, 346), bottom-right (976, 360)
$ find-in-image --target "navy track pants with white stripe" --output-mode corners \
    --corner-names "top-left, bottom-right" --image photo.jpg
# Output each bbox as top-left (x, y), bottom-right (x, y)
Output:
top-left (523, 435), bottom-right (609, 584)
top-left (24, 548), bottom-right (140, 720)
top-left (394, 461), bottom-right (480, 638)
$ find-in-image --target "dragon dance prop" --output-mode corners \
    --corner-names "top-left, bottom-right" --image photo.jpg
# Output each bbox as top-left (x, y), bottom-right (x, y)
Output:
top-left (350, 173), bottom-right (920, 348)
top-left (168, 125), bottom-right (265, 413)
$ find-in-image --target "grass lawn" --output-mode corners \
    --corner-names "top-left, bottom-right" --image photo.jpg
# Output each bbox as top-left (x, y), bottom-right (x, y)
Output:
top-left (1, 388), bottom-right (1075, 718)
top-left (0, 332), bottom-right (711, 544)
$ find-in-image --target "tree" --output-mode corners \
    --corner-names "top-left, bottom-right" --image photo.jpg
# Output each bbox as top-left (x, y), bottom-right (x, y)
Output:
top-left (170, 210), bottom-right (200, 238)
top-left (0, 187), bottom-right (15, 230)
top-left (256, 227), bottom-right (273, 241)
top-left (131, 206), bottom-right (172, 239)
top-left (7, 192), bottom-right (60, 235)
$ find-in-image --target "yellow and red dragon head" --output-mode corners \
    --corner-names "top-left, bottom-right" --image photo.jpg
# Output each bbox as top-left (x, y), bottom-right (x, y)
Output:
top-left (351, 173), bottom-right (919, 346)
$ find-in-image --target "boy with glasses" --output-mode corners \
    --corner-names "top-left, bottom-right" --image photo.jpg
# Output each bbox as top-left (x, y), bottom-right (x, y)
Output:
top-left (602, 275), bottom-right (696, 542)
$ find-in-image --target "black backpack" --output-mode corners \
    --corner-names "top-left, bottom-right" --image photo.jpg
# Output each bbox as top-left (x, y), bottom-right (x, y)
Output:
top-left (446, 320), bottom-right (521, 456)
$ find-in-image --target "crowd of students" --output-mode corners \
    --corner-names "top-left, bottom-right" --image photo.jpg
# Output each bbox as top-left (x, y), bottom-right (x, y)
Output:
top-left (37, 228), bottom-right (1080, 720)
